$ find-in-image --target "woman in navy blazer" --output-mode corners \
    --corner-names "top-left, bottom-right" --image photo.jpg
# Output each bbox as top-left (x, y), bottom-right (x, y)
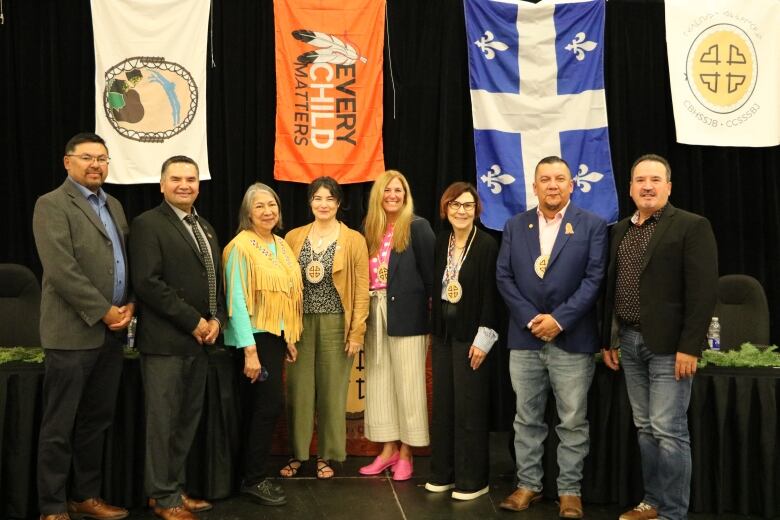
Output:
top-left (358, 170), bottom-right (435, 481)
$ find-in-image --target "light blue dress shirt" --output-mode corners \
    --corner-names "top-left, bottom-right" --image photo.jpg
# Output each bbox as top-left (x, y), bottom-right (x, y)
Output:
top-left (68, 177), bottom-right (127, 305)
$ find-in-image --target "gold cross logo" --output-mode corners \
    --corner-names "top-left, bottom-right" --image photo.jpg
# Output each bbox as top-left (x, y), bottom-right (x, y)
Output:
top-left (687, 25), bottom-right (756, 114)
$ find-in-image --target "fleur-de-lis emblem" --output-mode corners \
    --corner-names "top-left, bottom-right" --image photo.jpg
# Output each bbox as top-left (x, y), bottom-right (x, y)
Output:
top-left (480, 164), bottom-right (516, 194)
top-left (474, 31), bottom-right (509, 60)
top-left (574, 164), bottom-right (604, 193)
top-left (565, 32), bottom-right (598, 61)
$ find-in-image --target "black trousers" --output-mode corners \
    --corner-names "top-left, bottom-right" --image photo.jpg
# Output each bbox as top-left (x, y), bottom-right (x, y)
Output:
top-left (37, 333), bottom-right (124, 514)
top-left (430, 329), bottom-right (491, 492)
top-left (141, 351), bottom-right (208, 508)
top-left (233, 332), bottom-right (285, 484)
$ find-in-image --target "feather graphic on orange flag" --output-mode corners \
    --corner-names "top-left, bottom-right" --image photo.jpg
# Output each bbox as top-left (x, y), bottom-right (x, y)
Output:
top-left (292, 30), bottom-right (368, 65)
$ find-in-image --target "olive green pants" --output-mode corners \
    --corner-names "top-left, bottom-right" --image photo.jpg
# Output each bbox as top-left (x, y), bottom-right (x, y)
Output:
top-left (286, 313), bottom-right (352, 461)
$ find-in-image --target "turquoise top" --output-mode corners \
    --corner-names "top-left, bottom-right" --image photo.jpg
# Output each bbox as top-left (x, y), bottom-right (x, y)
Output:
top-left (223, 242), bottom-right (284, 348)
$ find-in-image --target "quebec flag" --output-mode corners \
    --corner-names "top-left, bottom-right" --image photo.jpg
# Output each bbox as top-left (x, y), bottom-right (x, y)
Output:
top-left (465, 0), bottom-right (618, 230)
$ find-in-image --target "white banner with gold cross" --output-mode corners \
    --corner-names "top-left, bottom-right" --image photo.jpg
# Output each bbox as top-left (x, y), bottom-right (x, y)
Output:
top-left (665, 0), bottom-right (780, 147)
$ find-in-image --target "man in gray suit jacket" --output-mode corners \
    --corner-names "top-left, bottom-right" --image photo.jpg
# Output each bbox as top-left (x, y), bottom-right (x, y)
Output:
top-left (129, 156), bottom-right (225, 520)
top-left (33, 133), bottom-right (133, 520)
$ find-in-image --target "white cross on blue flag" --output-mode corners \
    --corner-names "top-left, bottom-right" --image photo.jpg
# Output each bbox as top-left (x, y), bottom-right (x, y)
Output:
top-left (465, 0), bottom-right (618, 230)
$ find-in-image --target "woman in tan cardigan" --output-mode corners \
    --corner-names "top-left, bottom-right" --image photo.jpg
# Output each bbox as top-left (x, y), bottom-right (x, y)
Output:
top-left (280, 176), bottom-right (369, 479)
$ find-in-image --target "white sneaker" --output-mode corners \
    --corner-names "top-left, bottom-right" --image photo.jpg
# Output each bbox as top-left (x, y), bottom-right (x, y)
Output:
top-left (424, 482), bottom-right (456, 493)
top-left (452, 485), bottom-right (490, 501)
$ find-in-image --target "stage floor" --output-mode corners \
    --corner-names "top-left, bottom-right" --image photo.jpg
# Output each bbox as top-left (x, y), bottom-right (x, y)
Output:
top-left (126, 432), bottom-right (746, 520)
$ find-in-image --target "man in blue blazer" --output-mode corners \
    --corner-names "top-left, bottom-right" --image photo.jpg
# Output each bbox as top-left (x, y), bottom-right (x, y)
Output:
top-left (497, 156), bottom-right (607, 518)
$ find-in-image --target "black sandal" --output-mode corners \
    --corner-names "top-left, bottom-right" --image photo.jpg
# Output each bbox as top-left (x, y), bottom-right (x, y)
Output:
top-left (279, 458), bottom-right (302, 478)
top-left (316, 458), bottom-right (334, 480)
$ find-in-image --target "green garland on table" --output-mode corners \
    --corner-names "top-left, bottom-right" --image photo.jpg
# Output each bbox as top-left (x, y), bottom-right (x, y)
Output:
top-left (699, 343), bottom-right (780, 368)
top-left (0, 347), bottom-right (45, 364)
top-left (596, 343), bottom-right (780, 368)
top-left (0, 346), bottom-right (138, 365)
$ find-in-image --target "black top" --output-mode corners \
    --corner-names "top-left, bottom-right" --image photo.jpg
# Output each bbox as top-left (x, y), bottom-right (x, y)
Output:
top-left (299, 238), bottom-right (343, 314)
top-left (385, 217), bottom-right (436, 336)
top-left (431, 227), bottom-right (500, 342)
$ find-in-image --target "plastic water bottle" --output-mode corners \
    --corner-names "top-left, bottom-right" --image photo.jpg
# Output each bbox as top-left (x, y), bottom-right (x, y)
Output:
top-left (127, 316), bottom-right (137, 349)
top-left (707, 317), bottom-right (721, 351)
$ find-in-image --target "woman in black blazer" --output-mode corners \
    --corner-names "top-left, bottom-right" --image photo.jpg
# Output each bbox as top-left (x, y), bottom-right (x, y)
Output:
top-left (425, 182), bottom-right (499, 501)
top-left (358, 170), bottom-right (435, 481)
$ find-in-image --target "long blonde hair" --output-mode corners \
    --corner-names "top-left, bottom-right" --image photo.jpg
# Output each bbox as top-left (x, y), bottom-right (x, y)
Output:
top-left (364, 170), bottom-right (414, 256)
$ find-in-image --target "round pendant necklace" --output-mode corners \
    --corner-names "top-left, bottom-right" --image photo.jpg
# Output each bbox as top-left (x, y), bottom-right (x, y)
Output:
top-left (444, 227), bottom-right (476, 304)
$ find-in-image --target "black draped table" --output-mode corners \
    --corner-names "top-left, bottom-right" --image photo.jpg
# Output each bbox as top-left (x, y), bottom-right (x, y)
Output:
top-left (1, 353), bottom-right (778, 518)
top-left (0, 348), bottom-right (242, 520)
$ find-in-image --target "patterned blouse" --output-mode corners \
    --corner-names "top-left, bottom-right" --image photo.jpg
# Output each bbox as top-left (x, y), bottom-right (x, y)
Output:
top-left (299, 238), bottom-right (344, 314)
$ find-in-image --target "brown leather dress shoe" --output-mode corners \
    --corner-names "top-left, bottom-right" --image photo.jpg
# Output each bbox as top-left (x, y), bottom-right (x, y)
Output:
top-left (181, 494), bottom-right (212, 513)
top-left (619, 502), bottom-right (659, 520)
top-left (67, 498), bottom-right (128, 520)
top-left (40, 514), bottom-right (70, 520)
top-left (499, 488), bottom-right (543, 511)
top-left (559, 495), bottom-right (584, 518)
top-left (150, 505), bottom-right (197, 520)
top-left (149, 495), bottom-right (212, 514)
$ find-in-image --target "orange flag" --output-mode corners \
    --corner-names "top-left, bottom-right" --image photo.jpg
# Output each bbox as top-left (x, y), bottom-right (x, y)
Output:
top-left (274, 0), bottom-right (385, 184)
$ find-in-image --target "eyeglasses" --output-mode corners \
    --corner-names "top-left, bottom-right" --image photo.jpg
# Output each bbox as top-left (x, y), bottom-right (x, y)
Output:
top-left (448, 201), bottom-right (477, 212)
top-left (66, 154), bottom-right (110, 165)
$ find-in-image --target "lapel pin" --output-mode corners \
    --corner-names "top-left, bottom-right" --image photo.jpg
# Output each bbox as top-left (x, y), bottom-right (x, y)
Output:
top-left (565, 223), bottom-right (574, 235)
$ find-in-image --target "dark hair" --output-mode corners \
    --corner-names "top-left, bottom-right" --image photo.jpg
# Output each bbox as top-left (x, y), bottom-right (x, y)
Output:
top-left (439, 182), bottom-right (482, 219)
top-left (534, 155), bottom-right (571, 177)
top-left (64, 133), bottom-right (107, 154)
top-left (161, 155), bottom-right (199, 179)
top-left (307, 176), bottom-right (343, 204)
top-left (631, 154), bottom-right (671, 182)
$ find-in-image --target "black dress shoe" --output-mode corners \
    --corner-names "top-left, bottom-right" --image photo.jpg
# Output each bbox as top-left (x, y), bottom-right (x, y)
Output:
top-left (240, 479), bottom-right (286, 506)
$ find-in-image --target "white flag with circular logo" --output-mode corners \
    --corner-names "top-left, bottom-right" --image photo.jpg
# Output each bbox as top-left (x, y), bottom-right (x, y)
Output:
top-left (91, 0), bottom-right (211, 183)
top-left (665, 0), bottom-right (780, 147)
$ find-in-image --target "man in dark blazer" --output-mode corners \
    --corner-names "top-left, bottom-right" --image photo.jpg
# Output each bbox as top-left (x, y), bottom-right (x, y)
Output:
top-left (496, 156), bottom-right (607, 519)
top-left (129, 156), bottom-right (225, 520)
top-left (33, 133), bottom-right (133, 520)
top-left (602, 154), bottom-right (717, 520)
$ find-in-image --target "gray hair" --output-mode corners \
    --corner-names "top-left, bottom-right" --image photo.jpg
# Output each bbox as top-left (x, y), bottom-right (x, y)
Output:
top-left (236, 182), bottom-right (283, 234)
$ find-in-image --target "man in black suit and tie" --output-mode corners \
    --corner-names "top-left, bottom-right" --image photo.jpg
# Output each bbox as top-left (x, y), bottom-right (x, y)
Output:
top-left (33, 132), bottom-right (132, 520)
top-left (129, 156), bottom-right (225, 520)
top-left (602, 154), bottom-right (718, 520)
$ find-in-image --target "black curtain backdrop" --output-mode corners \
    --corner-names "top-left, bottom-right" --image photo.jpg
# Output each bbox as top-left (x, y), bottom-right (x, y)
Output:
top-left (2, 0), bottom-right (779, 429)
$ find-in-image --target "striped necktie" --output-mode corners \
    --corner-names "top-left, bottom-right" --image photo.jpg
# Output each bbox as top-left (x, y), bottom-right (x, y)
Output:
top-left (184, 214), bottom-right (217, 317)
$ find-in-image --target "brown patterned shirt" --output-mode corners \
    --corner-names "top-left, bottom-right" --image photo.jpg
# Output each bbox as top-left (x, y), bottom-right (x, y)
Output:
top-left (614, 205), bottom-right (668, 327)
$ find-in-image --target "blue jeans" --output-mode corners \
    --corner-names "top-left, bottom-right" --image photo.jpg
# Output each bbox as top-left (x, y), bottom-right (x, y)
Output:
top-left (619, 326), bottom-right (693, 520)
top-left (509, 344), bottom-right (594, 495)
